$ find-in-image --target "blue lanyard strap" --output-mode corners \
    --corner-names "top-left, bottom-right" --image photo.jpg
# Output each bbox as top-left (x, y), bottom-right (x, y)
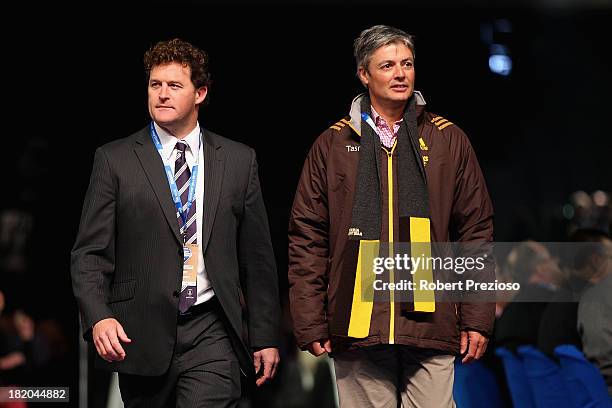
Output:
top-left (149, 122), bottom-right (200, 230)
top-left (361, 112), bottom-right (377, 133)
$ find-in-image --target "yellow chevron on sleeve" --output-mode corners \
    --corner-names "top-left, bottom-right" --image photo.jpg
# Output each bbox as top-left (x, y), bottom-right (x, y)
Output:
top-left (430, 115), bottom-right (455, 130)
top-left (434, 118), bottom-right (448, 126)
top-left (330, 118), bottom-right (349, 131)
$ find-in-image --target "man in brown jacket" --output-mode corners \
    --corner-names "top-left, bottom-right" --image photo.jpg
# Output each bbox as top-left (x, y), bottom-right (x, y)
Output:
top-left (288, 25), bottom-right (495, 407)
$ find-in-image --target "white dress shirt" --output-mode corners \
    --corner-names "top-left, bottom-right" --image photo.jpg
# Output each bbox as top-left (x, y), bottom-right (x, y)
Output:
top-left (153, 122), bottom-right (214, 304)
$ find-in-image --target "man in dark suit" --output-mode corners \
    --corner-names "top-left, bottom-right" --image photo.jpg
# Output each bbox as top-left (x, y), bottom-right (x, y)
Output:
top-left (71, 38), bottom-right (281, 407)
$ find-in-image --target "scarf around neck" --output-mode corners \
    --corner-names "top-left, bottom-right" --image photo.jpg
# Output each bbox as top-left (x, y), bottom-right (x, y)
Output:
top-left (349, 94), bottom-right (430, 241)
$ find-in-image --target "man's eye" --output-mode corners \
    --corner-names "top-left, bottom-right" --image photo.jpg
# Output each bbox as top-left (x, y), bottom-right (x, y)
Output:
top-left (404, 61), bottom-right (413, 68)
top-left (382, 63), bottom-right (391, 69)
top-left (150, 82), bottom-right (160, 88)
top-left (170, 84), bottom-right (181, 89)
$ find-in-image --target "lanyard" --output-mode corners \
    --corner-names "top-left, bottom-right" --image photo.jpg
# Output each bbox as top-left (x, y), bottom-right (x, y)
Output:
top-left (149, 122), bottom-right (200, 234)
top-left (361, 112), bottom-right (378, 133)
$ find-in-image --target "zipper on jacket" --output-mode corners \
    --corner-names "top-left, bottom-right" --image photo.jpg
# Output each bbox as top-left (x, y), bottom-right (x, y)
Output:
top-left (384, 141), bottom-right (398, 345)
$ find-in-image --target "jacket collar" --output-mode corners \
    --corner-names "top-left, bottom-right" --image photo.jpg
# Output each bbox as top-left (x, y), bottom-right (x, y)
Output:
top-left (347, 91), bottom-right (427, 137)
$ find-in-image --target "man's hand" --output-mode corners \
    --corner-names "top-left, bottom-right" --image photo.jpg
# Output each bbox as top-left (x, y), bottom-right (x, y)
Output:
top-left (253, 347), bottom-right (280, 387)
top-left (92, 318), bottom-right (131, 362)
top-left (460, 330), bottom-right (488, 364)
top-left (306, 338), bottom-right (332, 357)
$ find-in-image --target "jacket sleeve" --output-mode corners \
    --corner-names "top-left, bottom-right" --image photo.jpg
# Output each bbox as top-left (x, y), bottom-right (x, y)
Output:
top-left (238, 149), bottom-right (281, 349)
top-left (449, 127), bottom-right (496, 336)
top-left (70, 147), bottom-right (116, 341)
top-left (288, 133), bottom-right (331, 349)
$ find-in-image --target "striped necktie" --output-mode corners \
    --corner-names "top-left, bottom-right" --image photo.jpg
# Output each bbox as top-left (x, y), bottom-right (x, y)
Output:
top-left (175, 141), bottom-right (197, 312)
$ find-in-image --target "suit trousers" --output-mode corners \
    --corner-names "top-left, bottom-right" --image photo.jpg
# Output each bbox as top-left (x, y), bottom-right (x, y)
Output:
top-left (118, 297), bottom-right (241, 408)
top-left (333, 345), bottom-right (456, 408)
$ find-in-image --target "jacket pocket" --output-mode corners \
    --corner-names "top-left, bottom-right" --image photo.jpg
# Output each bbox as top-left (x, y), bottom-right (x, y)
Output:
top-left (108, 280), bottom-right (136, 304)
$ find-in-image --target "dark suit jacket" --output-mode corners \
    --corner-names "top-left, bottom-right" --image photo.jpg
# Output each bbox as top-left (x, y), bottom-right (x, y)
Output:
top-left (71, 125), bottom-right (280, 376)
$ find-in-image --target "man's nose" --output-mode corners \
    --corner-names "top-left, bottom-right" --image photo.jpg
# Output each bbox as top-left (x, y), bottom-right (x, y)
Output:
top-left (159, 84), bottom-right (170, 99)
top-left (393, 65), bottom-right (405, 79)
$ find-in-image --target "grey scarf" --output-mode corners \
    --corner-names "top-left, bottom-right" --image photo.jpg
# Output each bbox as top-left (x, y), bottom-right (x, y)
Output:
top-left (349, 94), bottom-right (430, 241)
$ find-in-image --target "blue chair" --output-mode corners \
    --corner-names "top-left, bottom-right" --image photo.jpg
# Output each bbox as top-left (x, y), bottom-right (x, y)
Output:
top-left (517, 345), bottom-right (572, 408)
top-left (554, 345), bottom-right (612, 408)
top-left (495, 347), bottom-right (536, 408)
top-left (453, 357), bottom-right (503, 408)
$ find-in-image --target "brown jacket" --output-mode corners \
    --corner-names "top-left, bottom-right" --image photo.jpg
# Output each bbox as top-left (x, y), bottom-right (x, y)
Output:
top-left (288, 93), bottom-right (495, 355)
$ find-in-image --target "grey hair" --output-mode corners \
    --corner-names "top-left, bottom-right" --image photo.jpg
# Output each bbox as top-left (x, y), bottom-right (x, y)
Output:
top-left (354, 25), bottom-right (415, 74)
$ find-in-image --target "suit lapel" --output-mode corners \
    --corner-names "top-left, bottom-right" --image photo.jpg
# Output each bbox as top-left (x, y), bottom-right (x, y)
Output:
top-left (201, 130), bottom-right (225, 253)
top-left (134, 128), bottom-right (182, 245)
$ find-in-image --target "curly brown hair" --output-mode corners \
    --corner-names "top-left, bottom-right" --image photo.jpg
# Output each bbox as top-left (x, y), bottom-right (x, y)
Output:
top-left (144, 38), bottom-right (211, 90)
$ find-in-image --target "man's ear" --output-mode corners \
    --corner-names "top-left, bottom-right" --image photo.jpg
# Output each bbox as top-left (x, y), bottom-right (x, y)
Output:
top-left (195, 86), bottom-right (208, 105)
top-left (357, 67), bottom-right (369, 87)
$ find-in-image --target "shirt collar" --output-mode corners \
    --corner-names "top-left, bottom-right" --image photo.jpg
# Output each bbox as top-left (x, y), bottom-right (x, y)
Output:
top-left (153, 122), bottom-right (201, 162)
top-left (370, 105), bottom-right (403, 127)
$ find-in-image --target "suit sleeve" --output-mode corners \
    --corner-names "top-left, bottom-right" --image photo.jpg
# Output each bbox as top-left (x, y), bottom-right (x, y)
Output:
top-left (238, 149), bottom-right (281, 349)
top-left (70, 147), bottom-right (116, 341)
top-left (288, 134), bottom-right (330, 349)
top-left (449, 128), bottom-right (496, 336)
